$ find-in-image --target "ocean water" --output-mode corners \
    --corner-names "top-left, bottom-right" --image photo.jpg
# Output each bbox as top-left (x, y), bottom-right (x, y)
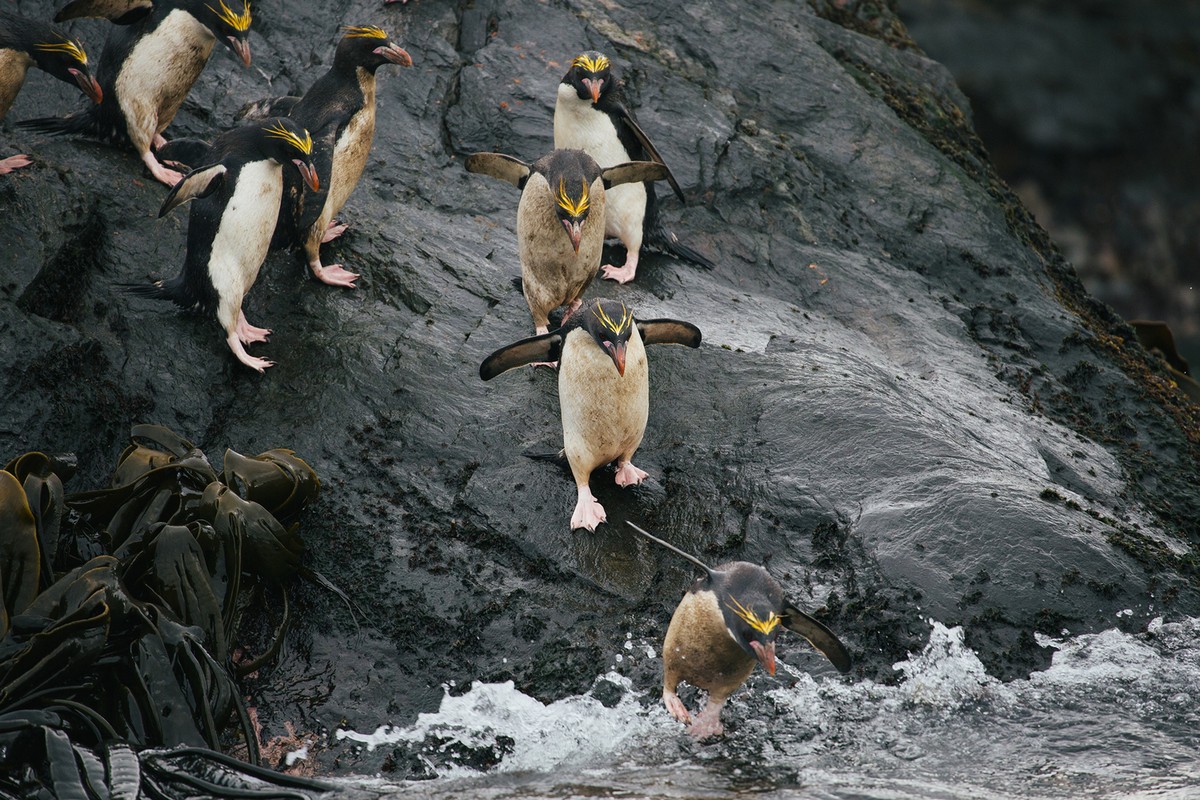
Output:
top-left (327, 618), bottom-right (1200, 799)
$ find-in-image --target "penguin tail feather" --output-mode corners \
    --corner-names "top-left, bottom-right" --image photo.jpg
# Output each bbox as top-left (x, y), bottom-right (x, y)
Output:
top-left (122, 278), bottom-right (189, 309)
top-left (523, 448), bottom-right (569, 470)
top-left (18, 108), bottom-right (102, 138)
top-left (646, 224), bottom-right (715, 270)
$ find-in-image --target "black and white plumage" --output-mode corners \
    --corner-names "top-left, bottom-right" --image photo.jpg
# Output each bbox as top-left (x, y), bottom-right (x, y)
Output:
top-left (628, 522), bottom-right (852, 739)
top-left (466, 149), bottom-right (668, 337)
top-left (237, 25), bottom-right (412, 289)
top-left (0, 10), bottom-right (102, 174)
top-left (19, 0), bottom-right (253, 187)
top-left (480, 299), bottom-right (701, 531)
top-left (126, 117), bottom-right (319, 373)
top-left (554, 51), bottom-right (712, 283)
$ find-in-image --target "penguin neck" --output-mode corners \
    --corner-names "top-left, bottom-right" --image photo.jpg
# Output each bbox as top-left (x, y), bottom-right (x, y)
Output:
top-left (355, 65), bottom-right (378, 106)
top-left (0, 47), bottom-right (34, 118)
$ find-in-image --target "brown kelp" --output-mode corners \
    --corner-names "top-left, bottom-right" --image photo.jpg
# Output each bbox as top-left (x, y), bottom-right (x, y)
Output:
top-left (0, 425), bottom-right (335, 798)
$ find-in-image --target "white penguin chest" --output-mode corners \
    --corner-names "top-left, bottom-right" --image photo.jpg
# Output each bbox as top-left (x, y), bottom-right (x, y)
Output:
top-left (0, 49), bottom-right (33, 118)
top-left (554, 84), bottom-right (631, 167)
top-left (116, 10), bottom-right (215, 134)
top-left (326, 69), bottom-right (377, 218)
top-left (558, 328), bottom-right (649, 470)
top-left (206, 160), bottom-right (283, 294)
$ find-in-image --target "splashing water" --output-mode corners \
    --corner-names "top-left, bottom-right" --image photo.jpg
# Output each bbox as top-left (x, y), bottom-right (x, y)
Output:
top-left (332, 619), bottom-right (1200, 799)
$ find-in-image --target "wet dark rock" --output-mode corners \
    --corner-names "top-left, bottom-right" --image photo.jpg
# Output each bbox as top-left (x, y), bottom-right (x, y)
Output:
top-left (1, 0), bottom-right (1198, 782)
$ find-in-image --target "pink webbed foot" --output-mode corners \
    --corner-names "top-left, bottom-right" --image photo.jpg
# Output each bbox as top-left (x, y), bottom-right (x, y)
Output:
top-left (529, 325), bottom-right (557, 369)
top-left (0, 154), bottom-right (33, 175)
top-left (322, 221), bottom-right (349, 243)
top-left (600, 250), bottom-right (640, 284)
top-left (310, 261), bottom-right (359, 288)
top-left (236, 311), bottom-right (271, 344)
top-left (664, 691), bottom-right (691, 725)
top-left (687, 699), bottom-right (726, 740)
top-left (570, 485), bottom-right (606, 531)
top-left (561, 298), bottom-right (584, 323)
top-left (142, 150), bottom-right (183, 187)
top-left (614, 460), bottom-right (648, 488)
top-left (226, 332), bottom-right (274, 373)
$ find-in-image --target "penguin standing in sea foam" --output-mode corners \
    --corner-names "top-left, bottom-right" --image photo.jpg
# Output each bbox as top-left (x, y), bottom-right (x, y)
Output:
top-left (237, 26), bottom-right (412, 288)
top-left (466, 149), bottom-right (668, 337)
top-left (627, 521), bottom-right (852, 739)
top-left (0, 10), bottom-right (102, 173)
top-left (20, 0), bottom-right (253, 186)
top-left (480, 298), bottom-right (701, 530)
top-left (554, 52), bottom-right (712, 283)
top-left (126, 118), bottom-right (319, 372)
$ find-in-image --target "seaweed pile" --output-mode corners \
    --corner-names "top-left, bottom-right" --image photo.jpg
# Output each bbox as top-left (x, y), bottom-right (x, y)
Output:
top-left (0, 425), bottom-right (334, 798)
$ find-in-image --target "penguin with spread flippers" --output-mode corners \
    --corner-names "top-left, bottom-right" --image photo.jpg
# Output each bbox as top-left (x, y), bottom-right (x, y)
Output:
top-left (19, 0), bottom-right (252, 186)
top-left (627, 521), bottom-right (852, 739)
top-left (125, 118), bottom-right (319, 373)
top-left (480, 299), bottom-right (701, 530)
top-left (554, 51), bottom-right (712, 283)
top-left (237, 25), bottom-right (411, 288)
top-left (466, 150), bottom-right (669, 337)
top-left (0, 10), bottom-right (102, 173)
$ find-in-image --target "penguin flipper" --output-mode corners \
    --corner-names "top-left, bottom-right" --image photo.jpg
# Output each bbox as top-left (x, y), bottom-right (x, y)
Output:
top-left (636, 319), bottom-right (702, 348)
top-left (612, 100), bottom-right (685, 203)
top-left (54, 0), bottom-right (153, 24)
top-left (156, 138), bottom-right (213, 173)
top-left (479, 332), bottom-right (563, 380)
top-left (601, 160), bottom-right (669, 189)
top-left (781, 602), bottom-right (852, 674)
top-left (465, 153), bottom-right (531, 189)
top-left (237, 96), bottom-right (302, 122)
top-left (158, 164), bottom-right (227, 218)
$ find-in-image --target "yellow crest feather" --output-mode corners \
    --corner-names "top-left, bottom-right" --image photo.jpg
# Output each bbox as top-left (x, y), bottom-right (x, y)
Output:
top-left (725, 596), bottom-right (781, 636)
top-left (207, 0), bottom-right (252, 32)
top-left (555, 177), bottom-right (589, 218)
top-left (264, 121), bottom-right (313, 156)
top-left (34, 38), bottom-right (88, 65)
top-left (592, 302), bottom-right (632, 335)
top-left (571, 53), bottom-right (610, 73)
top-left (343, 25), bottom-right (389, 40)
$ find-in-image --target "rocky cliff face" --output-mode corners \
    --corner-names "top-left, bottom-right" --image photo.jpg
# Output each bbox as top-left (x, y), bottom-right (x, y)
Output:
top-left (2, 0), bottom-right (1197, 777)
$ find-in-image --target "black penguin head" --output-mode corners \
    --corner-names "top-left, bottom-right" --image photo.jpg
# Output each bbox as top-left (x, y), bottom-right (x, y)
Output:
top-left (562, 51), bottom-right (613, 105)
top-left (336, 26), bottom-right (413, 72)
top-left (537, 149), bottom-right (601, 254)
top-left (578, 299), bottom-right (635, 377)
top-left (29, 32), bottom-right (102, 104)
top-left (194, 0), bottom-right (253, 67)
top-left (261, 118), bottom-right (320, 192)
top-left (712, 563), bottom-right (785, 676)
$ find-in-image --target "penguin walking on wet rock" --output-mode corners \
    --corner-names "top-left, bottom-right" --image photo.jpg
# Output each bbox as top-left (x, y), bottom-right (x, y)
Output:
top-left (20, 0), bottom-right (253, 186)
top-left (126, 117), bottom-right (319, 373)
top-left (238, 26), bottom-right (412, 289)
top-left (466, 149), bottom-right (669, 337)
top-left (0, 10), bottom-right (102, 173)
top-left (627, 521), bottom-right (852, 739)
top-left (480, 299), bottom-right (701, 531)
top-left (554, 51), bottom-right (713, 284)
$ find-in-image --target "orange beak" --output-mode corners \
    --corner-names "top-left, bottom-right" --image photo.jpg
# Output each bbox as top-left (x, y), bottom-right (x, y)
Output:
top-left (375, 42), bottom-right (413, 67)
top-left (561, 219), bottom-right (583, 254)
top-left (70, 68), bottom-right (103, 104)
top-left (228, 36), bottom-right (251, 67)
top-left (609, 341), bottom-right (626, 377)
top-left (582, 77), bottom-right (602, 104)
top-left (293, 159), bottom-right (319, 192)
top-left (749, 640), bottom-right (776, 677)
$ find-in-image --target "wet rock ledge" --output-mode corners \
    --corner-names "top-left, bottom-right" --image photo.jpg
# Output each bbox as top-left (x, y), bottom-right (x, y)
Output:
top-left (2, 0), bottom-right (1198, 780)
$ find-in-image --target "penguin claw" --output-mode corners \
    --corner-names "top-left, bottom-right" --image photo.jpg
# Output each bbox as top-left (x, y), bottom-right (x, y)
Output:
top-left (664, 692), bottom-right (691, 725)
top-left (600, 262), bottom-right (638, 284)
top-left (322, 222), bottom-right (349, 243)
top-left (614, 461), bottom-right (648, 487)
top-left (0, 154), bottom-right (33, 175)
top-left (311, 263), bottom-right (359, 288)
top-left (570, 487), bottom-right (607, 531)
